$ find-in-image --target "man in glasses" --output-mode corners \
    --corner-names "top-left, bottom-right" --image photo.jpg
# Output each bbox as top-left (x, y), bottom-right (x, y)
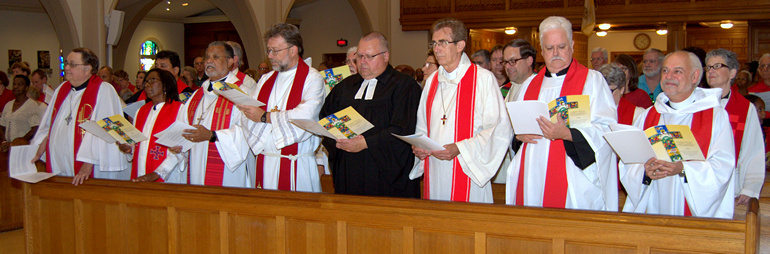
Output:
top-left (502, 39), bottom-right (537, 103)
top-left (238, 23), bottom-right (324, 192)
top-left (705, 49), bottom-right (764, 207)
top-left (748, 54), bottom-right (770, 93)
top-left (345, 46), bottom-right (358, 75)
top-left (411, 18), bottom-right (512, 203)
top-left (30, 47), bottom-right (128, 185)
top-left (320, 32), bottom-right (422, 198)
top-left (471, 49), bottom-right (491, 71)
top-left (506, 16), bottom-right (617, 211)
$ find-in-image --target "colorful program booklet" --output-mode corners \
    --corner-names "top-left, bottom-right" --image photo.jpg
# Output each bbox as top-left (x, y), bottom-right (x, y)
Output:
top-left (603, 124), bottom-right (705, 164)
top-left (508, 95), bottom-right (591, 135)
top-left (79, 115), bottom-right (148, 145)
top-left (290, 106), bottom-right (373, 139)
top-left (322, 65), bottom-right (352, 89)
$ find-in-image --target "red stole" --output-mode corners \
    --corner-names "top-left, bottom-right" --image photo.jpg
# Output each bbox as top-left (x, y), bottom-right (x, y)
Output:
top-left (46, 75), bottom-right (104, 175)
top-left (617, 97), bottom-right (637, 125)
top-left (643, 106), bottom-right (714, 217)
top-left (724, 93), bottom-right (750, 165)
top-left (424, 64), bottom-right (478, 202)
top-left (131, 101), bottom-right (183, 182)
top-left (516, 59), bottom-right (589, 208)
top-left (254, 61), bottom-right (309, 190)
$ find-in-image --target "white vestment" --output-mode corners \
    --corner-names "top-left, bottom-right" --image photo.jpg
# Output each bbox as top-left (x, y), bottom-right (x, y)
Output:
top-left (242, 66), bottom-right (324, 192)
top-left (161, 76), bottom-right (251, 188)
top-left (410, 54), bottom-right (513, 203)
top-left (720, 94), bottom-right (765, 198)
top-left (505, 67), bottom-right (618, 211)
top-left (133, 102), bottom-right (186, 184)
top-left (494, 73), bottom-right (537, 184)
top-left (32, 80), bottom-right (129, 179)
top-left (621, 88), bottom-right (735, 219)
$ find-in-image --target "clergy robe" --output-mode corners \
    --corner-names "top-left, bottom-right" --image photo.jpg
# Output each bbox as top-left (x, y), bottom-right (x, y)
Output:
top-left (620, 88), bottom-right (735, 218)
top-left (161, 76), bottom-right (251, 187)
top-left (320, 65), bottom-right (422, 197)
top-left (505, 60), bottom-right (618, 211)
top-left (131, 101), bottom-right (186, 184)
top-left (410, 54), bottom-right (512, 203)
top-left (495, 73), bottom-right (536, 184)
top-left (617, 97), bottom-right (644, 125)
top-left (32, 75), bottom-right (128, 179)
top-left (242, 61), bottom-right (324, 192)
top-left (720, 91), bottom-right (764, 199)
top-left (36, 85), bottom-right (55, 104)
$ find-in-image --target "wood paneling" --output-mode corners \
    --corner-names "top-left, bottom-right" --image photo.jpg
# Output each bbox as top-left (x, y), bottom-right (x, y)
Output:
top-left (687, 26), bottom-right (749, 64)
top-left (749, 21), bottom-right (770, 62)
top-left (0, 153), bottom-right (22, 232)
top-left (184, 22), bottom-right (249, 71)
top-left (23, 177), bottom-right (759, 254)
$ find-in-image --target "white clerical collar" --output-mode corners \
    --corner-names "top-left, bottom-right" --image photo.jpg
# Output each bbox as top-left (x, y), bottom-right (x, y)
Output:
top-left (667, 92), bottom-right (697, 110)
top-left (355, 78), bottom-right (377, 100)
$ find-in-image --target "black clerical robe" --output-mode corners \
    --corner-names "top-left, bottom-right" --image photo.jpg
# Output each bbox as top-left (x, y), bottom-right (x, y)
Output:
top-left (320, 65), bottom-right (421, 198)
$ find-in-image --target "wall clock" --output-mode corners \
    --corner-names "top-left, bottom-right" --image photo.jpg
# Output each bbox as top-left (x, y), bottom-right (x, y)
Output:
top-left (634, 33), bottom-right (651, 50)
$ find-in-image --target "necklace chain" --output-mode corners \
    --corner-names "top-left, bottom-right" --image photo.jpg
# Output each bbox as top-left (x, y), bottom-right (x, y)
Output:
top-left (438, 83), bottom-right (458, 125)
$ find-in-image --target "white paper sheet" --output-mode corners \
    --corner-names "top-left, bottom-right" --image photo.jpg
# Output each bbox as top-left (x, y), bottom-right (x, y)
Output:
top-left (507, 101), bottom-right (549, 135)
top-left (213, 88), bottom-right (265, 107)
top-left (392, 133), bottom-right (445, 151)
top-left (123, 101), bottom-right (146, 119)
top-left (752, 91), bottom-right (770, 111)
top-left (289, 119), bottom-right (337, 139)
top-left (9, 145), bottom-right (56, 183)
top-left (603, 130), bottom-right (657, 164)
top-left (154, 121), bottom-right (196, 152)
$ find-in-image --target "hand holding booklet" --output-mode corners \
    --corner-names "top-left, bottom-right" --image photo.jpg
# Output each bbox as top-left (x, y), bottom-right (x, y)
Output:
top-left (603, 124), bottom-right (705, 164)
top-left (289, 106), bottom-right (373, 139)
top-left (507, 95), bottom-right (591, 135)
top-left (79, 115), bottom-right (148, 144)
top-left (211, 81), bottom-right (265, 107)
top-left (392, 133), bottom-right (445, 151)
top-left (154, 121), bottom-right (196, 152)
top-left (9, 145), bottom-right (56, 183)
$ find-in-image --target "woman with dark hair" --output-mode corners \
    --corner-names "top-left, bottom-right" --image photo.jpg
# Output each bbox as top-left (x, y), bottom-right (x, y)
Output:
top-left (613, 54), bottom-right (652, 108)
top-left (0, 71), bottom-right (16, 114)
top-left (0, 75), bottom-right (41, 152)
top-left (118, 68), bottom-right (184, 183)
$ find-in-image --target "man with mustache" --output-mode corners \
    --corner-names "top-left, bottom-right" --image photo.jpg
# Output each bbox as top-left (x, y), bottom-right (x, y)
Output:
top-left (239, 23), bottom-right (325, 192)
top-left (638, 48), bottom-right (665, 102)
top-left (620, 51), bottom-right (735, 218)
top-left (506, 16), bottom-right (618, 211)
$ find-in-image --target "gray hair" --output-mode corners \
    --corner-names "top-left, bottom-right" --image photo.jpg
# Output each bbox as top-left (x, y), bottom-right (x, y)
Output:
top-left (346, 46), bottom-right (358, 56)
top-left (361, 32), bottom-right (389, 52)
top-left (760, 53), bottom-right (770, 63)
top-left (225, 41), bottom-right (244, 67)
top-left (539, 16), bottom-right (572, 44)
top-left (431, 18), bottom-right (468, 43)
top-left (471, 49), bottom-right (491, 64)
top-left (207, 41), bottom-right (235, 58)
top-left (264, 23), bottom-right (304, 57)
top-left (739, 70), bottom-right (753, 83)
top-left (591, 47), bottom-right (608, 59)
top-left (645, 48), bottom-right (665, 63)
top-left (666, 51), bottom-right (703, 85)
top-left (706, 49), bottom-right (740, 84)
top-left (599, 64), bottom-right (626, 89)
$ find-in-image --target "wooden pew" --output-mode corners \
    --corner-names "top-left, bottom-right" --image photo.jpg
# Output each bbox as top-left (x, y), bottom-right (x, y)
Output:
top-left (23, 177), bottom-right (759, 253)
top-left (0, 151), bottom-right (23, 232)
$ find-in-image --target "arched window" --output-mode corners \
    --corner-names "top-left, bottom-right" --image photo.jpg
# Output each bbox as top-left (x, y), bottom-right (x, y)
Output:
top-left (139, 40), bottom-right (159, 71)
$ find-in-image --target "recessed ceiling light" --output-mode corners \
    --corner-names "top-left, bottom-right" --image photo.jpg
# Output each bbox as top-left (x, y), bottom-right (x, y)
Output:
top-left (167, 1), bottom-right (171, 4)
top-left (504, 27), bottom-right (516, 35)
top-left (656, 29), bottom-right (667, 35)
top-left (182, 2), bottom-right (189, 6)
top-left (720, 21), bottom-right (733, 29)
top-left (596, 31), bottom-right (607, 37)
top-left (165, 7), bottom-right (170, 11)
top-left (598, 23), bottom-right (611, 30)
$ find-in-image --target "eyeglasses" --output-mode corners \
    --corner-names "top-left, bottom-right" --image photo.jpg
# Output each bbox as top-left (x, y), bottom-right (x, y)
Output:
top-left (590, 58), bottom-right (605, 62)
top-left (145, 77), bottom-right (161, 85)
top-left (356, 51), bottom-right (387, 61)
top-left (63, 61), bottom-right (88, 68)
top-left (428, 40), bottom-right (458, 48)
top-left (265, 46), bottom-right (291, 56)
top-left (760, 64), bottom-right (770, 70)
top-left (345, 58), bottom-right (357, 65)
top-left (704, 63), bottom-right (729, 71)
top-left (258, 67), bottom-right (269, 71)
top-left (203, 55), bottom-right (231, 61)
top-left (502, 57), bottom-right (525, 66)
top-left (424, 61), bottom-right (438, 68)
top-left (609, 85), bottom-right (622, 93)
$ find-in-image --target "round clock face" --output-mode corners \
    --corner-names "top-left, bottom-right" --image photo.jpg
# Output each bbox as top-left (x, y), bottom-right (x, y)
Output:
top-left (634, 33), bottom-right (651, 50)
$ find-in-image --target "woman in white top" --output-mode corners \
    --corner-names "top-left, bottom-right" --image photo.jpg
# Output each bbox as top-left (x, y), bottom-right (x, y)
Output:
top-left (0, 75), bottom-right (41, 151)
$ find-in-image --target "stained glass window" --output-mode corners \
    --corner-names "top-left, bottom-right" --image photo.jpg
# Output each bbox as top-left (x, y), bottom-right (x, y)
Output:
top-left (140, 40), bottom-right (159, 71)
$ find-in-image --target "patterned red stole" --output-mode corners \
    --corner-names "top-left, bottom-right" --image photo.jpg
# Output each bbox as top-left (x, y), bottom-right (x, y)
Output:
top-left (46, 75), bottom-right (104, 175)
top-left (516, 59), bottom-right (589, 208)
top-left (424, 63), bottom-right (478, 202)
top-left (131, 101), bottom-right (183, 182)
top-left (617, 97), bottom-right (637, 125)
top-left (643, 106), bottom-right (714, 217)
top-left (254, 60), bottom-right (309, 190)
top-left (723, 93), bottom-right (750, 165)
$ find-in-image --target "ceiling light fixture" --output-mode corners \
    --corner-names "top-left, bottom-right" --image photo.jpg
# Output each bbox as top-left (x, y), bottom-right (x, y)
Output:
top-left (182, 2), bottom-right (189, 6)
top-left (167, 1), bottom-right (171, 4)
top-left (720, 21), bottom-right (734, 29)
top-left (596, 31), bottom-right (608, 37)
top-left (656, 29), bottom-right (667, 35)
top-left (598, 23), bottom-right (611, 30)
top-left (165, 7), bottom-right (170, 11)
top-left (504, 27), bottom-right (517, 35)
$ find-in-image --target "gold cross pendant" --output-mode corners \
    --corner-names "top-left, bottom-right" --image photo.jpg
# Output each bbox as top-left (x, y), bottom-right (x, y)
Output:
top-left (270, 106), bottom-right (279, 112)
top-left (441, 114), bottom-right (447, 125)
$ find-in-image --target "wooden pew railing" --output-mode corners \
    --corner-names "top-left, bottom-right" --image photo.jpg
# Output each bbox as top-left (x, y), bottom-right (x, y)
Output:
top-left (24, 177), bottom-right (759, 253)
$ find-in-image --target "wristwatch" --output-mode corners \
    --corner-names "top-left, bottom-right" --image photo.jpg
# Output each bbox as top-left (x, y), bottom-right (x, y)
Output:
top-left (260, 112), bottom-right (268, 123)
top-left (209, 131), bottom-right (218, 142)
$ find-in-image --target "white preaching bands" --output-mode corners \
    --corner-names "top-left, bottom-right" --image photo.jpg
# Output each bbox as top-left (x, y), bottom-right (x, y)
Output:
top-left (354, 79), bottom-right (377, 100)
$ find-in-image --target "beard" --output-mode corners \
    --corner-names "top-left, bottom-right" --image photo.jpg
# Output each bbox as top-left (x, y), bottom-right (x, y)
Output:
top-left (643, 68), bottom-right (660, 77)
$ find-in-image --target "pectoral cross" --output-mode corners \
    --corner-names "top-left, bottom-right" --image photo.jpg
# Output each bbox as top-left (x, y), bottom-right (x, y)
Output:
top-left (441, 114), bottom-right (447, 125)
top-left (65, 115), bottom-right (73, 125)
top-left (271, 106), bottom-right (279, 112)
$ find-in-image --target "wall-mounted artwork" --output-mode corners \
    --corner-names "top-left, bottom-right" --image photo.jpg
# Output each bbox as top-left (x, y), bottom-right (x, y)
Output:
top-left (38, 51), bottom-right (50, 69)
top-left (8, 49), bottom-right (21, 66)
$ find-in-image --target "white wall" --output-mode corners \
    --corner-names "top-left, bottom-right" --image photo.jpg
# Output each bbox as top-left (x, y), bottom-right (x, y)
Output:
top-left (288, 0), bottom-right (363, 69)
top-left (388, 0), bottom-right (429, 69)
top-left (0, 10), bottom-right (62, 88)
top-left (122, 20), bottom-right (184, 83)
top-left (587, 31), bottom-right (667, 64)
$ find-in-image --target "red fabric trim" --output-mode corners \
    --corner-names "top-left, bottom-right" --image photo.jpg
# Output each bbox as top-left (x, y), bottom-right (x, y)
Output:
top-left (186, 88), bottom-right (204, 124)
top-left (520, 59), bottom-right (588, 208)
top-left (724, 93), bottom-right (750, 164)
top-left (176, 79), bottom-right (188, 94)
top-left (515, 143), bottom-right (528, 205)
top-left (254, 61), bottom-right (309, 190)
top-left (617, 97), bottom-right (637, 125)
top-left (234, 71), bottom-right (246, 87)
top-left (131, 101), bottom-right (182, 182)
top-left (46, 75), bottom-right (103, 175)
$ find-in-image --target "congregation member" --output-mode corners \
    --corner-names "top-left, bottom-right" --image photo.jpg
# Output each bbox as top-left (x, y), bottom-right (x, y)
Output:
top-left (590, 47), bottom-right (608, 70)
top-left (471, 49), bottom-right (491, 70)
top-left (0, 75), bottom-right (41, 152)
top-left (30, 48), bottom-right (128, 185)
top-left (0, 72), bottom-right (14, 113)
top-left (502, 39), bottom-right (537, 102)
top-left (120, 69), bottom-right (186, 183)
top-left (749, 54), bottom-right (770, 93)
top-left (490, 45), bottom-right (511, 97)
top-left (239, 23), bottom-right (324, 192)
top-left (10, 62), bottom-right (31, 78)
top-left (155, 50), bottom-right (194, 94)
top-left (345, 46), bottom-right (358, 75)
top-left (411, 18), bottom-right (511, 203)
top-left (420, 50), bottom-right (438, 88)
top-left (638, 48), bottom-right (665, 102)
top-left (114, 70), bottom-right (136, 101)
top-left (125, 70), bottom-right (147, 103)
top-left (258, 62), bottom-right (271, 78)
top-left (164, 41), bottom-right (251, 187)
top-left (505, 16), bottom-right (617, 210)
top-left (705, 49), bottom-right (764, 206)
top-left (621, 51), bottom-right (735, 219)
top-left (193, 56), bottom-right (208, 88)
top-left (181, 66), bottom-right (197, 90)
top-left (734, 70), bottom-right (752, 96)
top-left (225, 41), bottom-right (258, 94)
top-left (614, 54), bottom-right (653, 108)
top-left (394, 64), bottom-right (416, 79)
top-left (30, 69), bottom-right (54, 104)
top-left (97, 66), bottom-right (118, 91)
top-left (321, 32), bottom-right (422, 197)
top-left (599, 64), bottom-right (642, 125)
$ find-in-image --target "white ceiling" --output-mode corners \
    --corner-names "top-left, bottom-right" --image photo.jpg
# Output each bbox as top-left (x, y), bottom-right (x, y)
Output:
top-left (143, 0), bottom-right (218, 20)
